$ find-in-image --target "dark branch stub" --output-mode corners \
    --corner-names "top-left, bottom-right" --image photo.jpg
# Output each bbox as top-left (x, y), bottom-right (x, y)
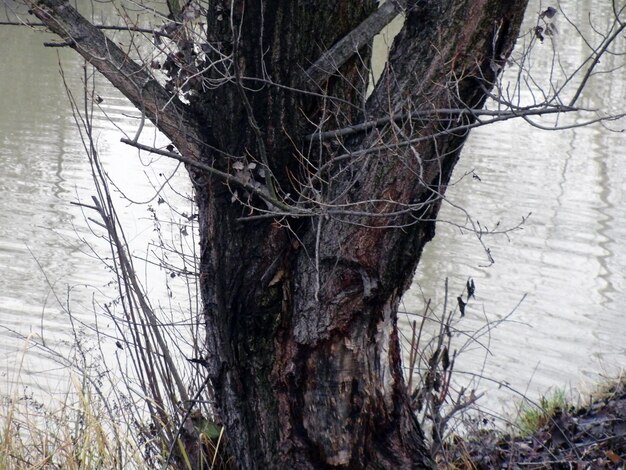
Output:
top-left (302, 0), bottom-right (405, 88)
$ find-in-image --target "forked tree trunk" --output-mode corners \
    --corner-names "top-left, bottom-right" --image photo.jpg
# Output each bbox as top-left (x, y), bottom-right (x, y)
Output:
top-left (29, 0), bottom-right (528, 467)
top-left (191, 1), bottom-right (528, 467)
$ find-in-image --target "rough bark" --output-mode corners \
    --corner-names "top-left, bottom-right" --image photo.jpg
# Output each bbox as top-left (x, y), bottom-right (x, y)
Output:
top-left (28, 0), bottom-right (529, 467)
top-left (191, 1), bottom-right (529, 468)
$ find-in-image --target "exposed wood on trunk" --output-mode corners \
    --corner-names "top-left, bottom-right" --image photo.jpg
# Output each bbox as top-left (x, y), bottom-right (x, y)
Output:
top-left (273, 2), bottom-right (528, 465)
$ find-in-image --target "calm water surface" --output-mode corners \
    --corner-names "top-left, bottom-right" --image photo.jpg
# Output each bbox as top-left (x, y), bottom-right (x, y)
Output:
top-left (1, 1), bottom-right (624, 415)
top-left (402, 1), bottom-right (626, 410)
top-left (0, 7), bottom-right (195, 395)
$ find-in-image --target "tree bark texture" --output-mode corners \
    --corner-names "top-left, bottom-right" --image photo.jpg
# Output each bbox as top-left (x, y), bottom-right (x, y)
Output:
top-left (29, 0), bottom-right (529, 467)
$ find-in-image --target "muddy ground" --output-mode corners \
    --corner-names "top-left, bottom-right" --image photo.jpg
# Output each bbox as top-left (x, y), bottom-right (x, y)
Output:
top-left (440, 379), bottom-right (625, 469)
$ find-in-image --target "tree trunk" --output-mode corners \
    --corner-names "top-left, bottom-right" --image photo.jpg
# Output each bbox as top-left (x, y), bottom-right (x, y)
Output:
top-left (192, 1), bottom-right (528, 467)
top-left (28, 0), bottom-right (529, 467)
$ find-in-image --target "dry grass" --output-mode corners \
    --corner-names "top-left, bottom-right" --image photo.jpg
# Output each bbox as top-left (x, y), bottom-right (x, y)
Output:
top-left (0, 376), bottom-right (143, 469)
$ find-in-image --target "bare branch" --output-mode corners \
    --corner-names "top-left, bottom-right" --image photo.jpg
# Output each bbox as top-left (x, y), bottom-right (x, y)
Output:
top-left (302, 0), bottom-right (405, 88)
top-left (568, 19), bottom-right (626, 107)
top-left (120, 138), bottom-right (303, 214)
top-left (306, 104), bottom-right (578, 141)
top-left (26, 0), bottom-right (202, 160)
top-left (0, 19), bottom-right (167, 37)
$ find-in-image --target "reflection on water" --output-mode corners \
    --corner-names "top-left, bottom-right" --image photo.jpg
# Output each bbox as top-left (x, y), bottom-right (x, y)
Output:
top-left (0, 14), bottom-right (194, 395)
top-left (0, 1), bottom-right (624, 415)
top-left (405, 1), bottom-right (626, 407)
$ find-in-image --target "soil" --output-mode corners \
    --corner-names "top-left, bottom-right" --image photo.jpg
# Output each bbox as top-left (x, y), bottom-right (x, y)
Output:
top-left (441, 380), bottom-right (626, 469)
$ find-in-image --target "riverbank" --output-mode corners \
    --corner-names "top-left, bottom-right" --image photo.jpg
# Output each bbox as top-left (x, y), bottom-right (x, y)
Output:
top-left (440, 377), bottom-right (626, 468)
top-left (1, 376), bottom-right (624, 468)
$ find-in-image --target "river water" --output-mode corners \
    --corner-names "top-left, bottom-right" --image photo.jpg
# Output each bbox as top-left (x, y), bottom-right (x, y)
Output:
top-left (1, 1), bottom-right (624, 418)
top-left (402, 2), bottom-right (626, 413)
